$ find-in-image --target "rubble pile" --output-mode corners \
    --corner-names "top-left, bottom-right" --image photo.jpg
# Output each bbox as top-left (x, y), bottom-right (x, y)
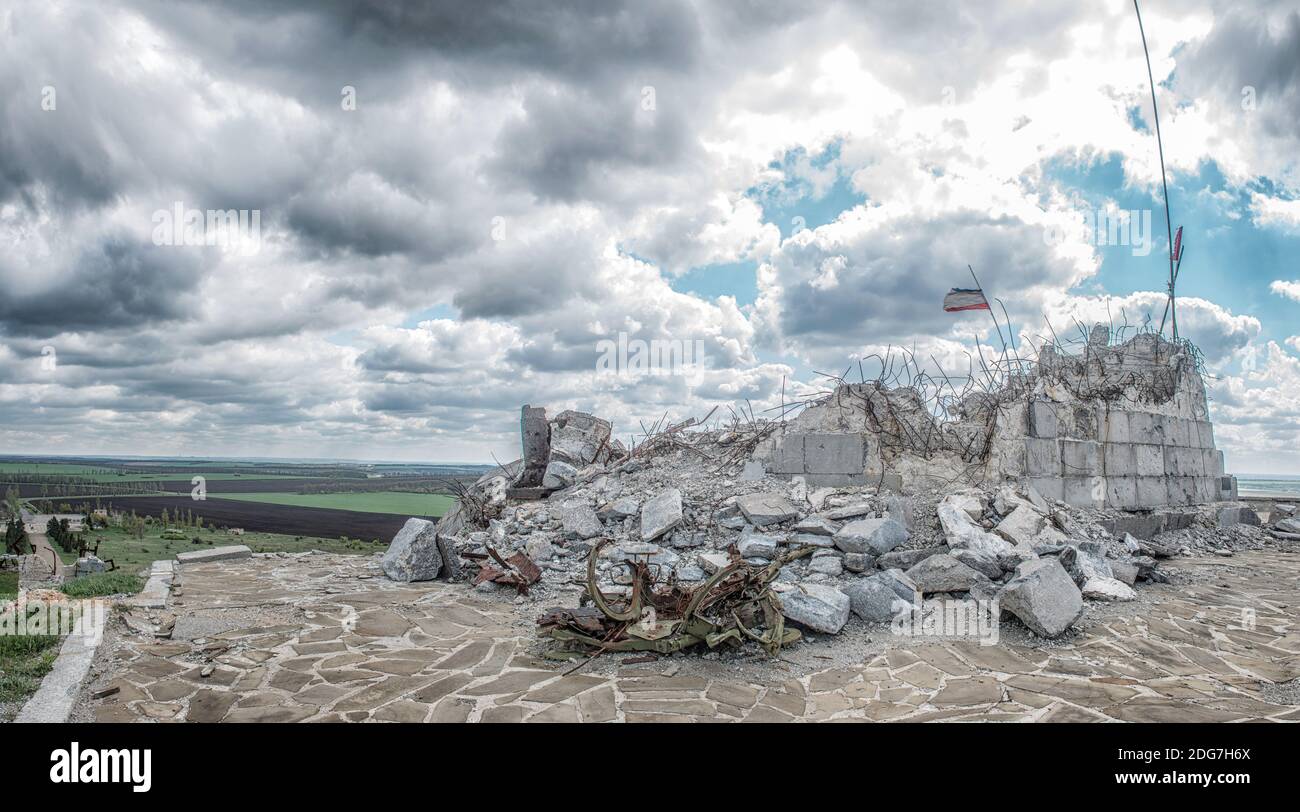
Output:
top-left (378, 402), bottom-right (1288, 656)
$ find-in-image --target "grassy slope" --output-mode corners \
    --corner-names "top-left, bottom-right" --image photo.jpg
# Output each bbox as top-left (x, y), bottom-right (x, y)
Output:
top-left (0, 632), bottom-right (61, 718)
top-left (0, 571), bottom-right (16, 601)
top-left (78, 525), bottom-right (386, 575)
top-left (207, 491), bottom-right (453, 516)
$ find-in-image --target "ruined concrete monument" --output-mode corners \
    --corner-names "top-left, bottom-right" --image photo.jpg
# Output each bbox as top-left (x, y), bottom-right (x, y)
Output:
top-left (754, 332), bottom-right (1233, 509)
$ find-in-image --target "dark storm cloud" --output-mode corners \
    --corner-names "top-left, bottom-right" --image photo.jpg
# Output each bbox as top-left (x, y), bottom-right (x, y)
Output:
top-left (763, 212), bottom-right (1066, 350)
top-left (130, 0), bottom-right (701, 90)
top-left (0, 237), bottom-right (207, 339)
top-left (1177, 8), bottom-right (1300, 141)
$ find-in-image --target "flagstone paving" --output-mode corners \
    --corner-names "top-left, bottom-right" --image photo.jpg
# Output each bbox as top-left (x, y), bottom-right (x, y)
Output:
top-left (83, 550), bottom-right (1300, 722)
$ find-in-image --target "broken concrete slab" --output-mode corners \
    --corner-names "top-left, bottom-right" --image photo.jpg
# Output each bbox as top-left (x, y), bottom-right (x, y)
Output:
top-left (950, 548), bottom-right (1003, 579)
top-left (844, 569), bottom-right (919, 622)
top-left (777, 583), bottom-right (850, 634)
top-left (560, 503), bottom-right (603, 540)
top-left (997, 558), bottom-right (1084, 638)
top-left (939, 500), bottom-right (1013, 557)
top-left (1080, 577), bottom-right (1137, 602)
top-left (736, 492), bottom-right (799, 526)
top-left (833, 517), bottom-right (908, 556)
top-left (1059, 542), bottom-right (1113, 586)
top-left (542, 459), bottom-right (578, 490)
top-left (640, 488), bottom-right (683, 541)
top-left (905, 554), bottom-right (992, 595)
top-left (175, 545), bottom-right (252, 566)
top-left (994, 505), bottom-right (1044, 548)
top-left (737, 530), bottom-right (778, 560)
top-left (792, 516), bottom-right (839, 536)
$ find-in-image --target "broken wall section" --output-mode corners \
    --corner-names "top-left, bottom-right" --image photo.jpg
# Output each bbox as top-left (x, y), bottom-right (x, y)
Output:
top-left (756, 332), bottom-right (1235, 509)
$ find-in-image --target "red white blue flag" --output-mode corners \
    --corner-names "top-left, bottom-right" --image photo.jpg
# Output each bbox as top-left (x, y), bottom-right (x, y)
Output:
top-left (943, 287), bottom-right (990, 312)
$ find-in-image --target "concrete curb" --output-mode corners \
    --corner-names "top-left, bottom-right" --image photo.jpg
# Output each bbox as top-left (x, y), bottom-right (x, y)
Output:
top-left (14, 600), bottom-right (109, 723)
top-left (129, 560), bottom-right (177, 609)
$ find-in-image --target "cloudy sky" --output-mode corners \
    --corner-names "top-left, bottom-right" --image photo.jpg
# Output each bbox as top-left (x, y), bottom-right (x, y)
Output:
top-left (1, 1), bottom-right (1298, 473)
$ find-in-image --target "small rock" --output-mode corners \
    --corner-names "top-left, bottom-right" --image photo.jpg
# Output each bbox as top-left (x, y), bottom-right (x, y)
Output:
top-left (843, 552), bottom-right (875, 573)
top-left (808, 551), bottom-right (843, 576)
top-left (561, 504), bottom-right (603, 540)
top-left (950, 548), bottom-right (1003, 579)
top-left (737, 530), bottom-right (778, 561)
top-left (791, 516), bottom-right (840, 536)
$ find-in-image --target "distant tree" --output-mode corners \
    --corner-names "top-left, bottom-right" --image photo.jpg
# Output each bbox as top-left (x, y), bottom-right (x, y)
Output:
top-left (4, 517), bottom-right (29, 555)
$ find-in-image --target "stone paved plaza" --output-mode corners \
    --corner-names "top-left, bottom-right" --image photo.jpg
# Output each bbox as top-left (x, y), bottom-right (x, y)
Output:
top-left (84, 550), bottom-right (1300, 723)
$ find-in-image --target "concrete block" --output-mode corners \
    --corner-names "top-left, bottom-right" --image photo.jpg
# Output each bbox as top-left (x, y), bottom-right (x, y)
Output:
top-left (1102, 410), bottom-right (1130, 444)
top-left (1218, 476), bottom-right (1238, 501)
top-left (1135, 476), bottom-right (1167, 507)
top-left (1103, 442), bottom-right (1135, 476)
top-left (1157, 508), bottom-right (1196, 531)
top-left (1134, 444), bottom-right (1164, 476)
top-left (1105, 476), bottom-right (1138, 509)
top-left (1166, 477), bottom-right (1195, 506)
top-left (769, 433), bottom-right (805, 474)
top-left (1127, 412), bottom-right (1155, 443)
top-left (1195, 477), bottom-right (1216, 504)
top-left (803, 433), bottom-right (865, 475)
top-left (1162, 446), bottom-right (1183, 477)
top-left (990, 441), bottom-right (1026, 478)
top-left (801, 473), bottom-right (870, 487)
top-left (1026, 476), bottom-right (1063, 503)
top-left (1209, 449), bottom-right (1224, 478)
top-left (1196, 421), bottom-right (1214, 449)
top-left (1060, 440), bottom-right (1101, 476)
top-left (1025, 438), bottom-right (1061, 477)
top-left (1028, 401), bottom-right (1060, 439)
top-left (176, 545), bottom-right (251, 565)
top-left (1064, 404), bottom-right (1098, 440)
top-left (1167, 417), bottom-right (1192, 448)
top-left (1064, 476), bottom-right (1105, 508)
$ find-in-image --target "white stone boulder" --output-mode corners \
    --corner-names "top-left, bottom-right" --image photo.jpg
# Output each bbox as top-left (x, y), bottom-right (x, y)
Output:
top-left (997, 558), bottom-right (1084, 638)
top-left (381, 519), bottom-right (443, 582)
top-left (778, 583), bottom-right (851, 634)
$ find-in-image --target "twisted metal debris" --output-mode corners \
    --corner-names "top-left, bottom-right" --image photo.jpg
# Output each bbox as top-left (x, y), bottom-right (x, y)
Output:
top-left (536, 539), bottom-right (818, 661)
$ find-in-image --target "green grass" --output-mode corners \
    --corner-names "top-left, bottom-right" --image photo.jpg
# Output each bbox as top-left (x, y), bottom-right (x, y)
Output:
top-left (60, 571), bottom-right (143, 599)
top-left (209, 491), bottom-right (453, 516)
top-left (0, 571), bottom-right (16, 601)
top-left (0, 626), bottom-right (61, 713)
top-left (78, 525), bottom-right (386, 575)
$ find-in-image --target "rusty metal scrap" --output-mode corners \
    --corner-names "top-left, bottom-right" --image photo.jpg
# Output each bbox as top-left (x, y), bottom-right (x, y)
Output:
top-left (536, 539), bottom-right (817, 659)
top-left (473, 545), bottom-right (541, 595)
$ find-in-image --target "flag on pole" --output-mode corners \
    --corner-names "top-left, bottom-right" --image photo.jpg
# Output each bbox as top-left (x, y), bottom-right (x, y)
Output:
top-left (1172, 225), bottom-right (1183, 262)
top-left (943, 287), bottom-right (990, 312)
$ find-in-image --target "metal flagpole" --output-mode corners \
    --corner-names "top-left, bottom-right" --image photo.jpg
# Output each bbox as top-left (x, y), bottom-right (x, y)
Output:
top-left (968, 265), bottom-right (1006, 353)
top-left (1134, 0), bottom-right (1178, 340)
